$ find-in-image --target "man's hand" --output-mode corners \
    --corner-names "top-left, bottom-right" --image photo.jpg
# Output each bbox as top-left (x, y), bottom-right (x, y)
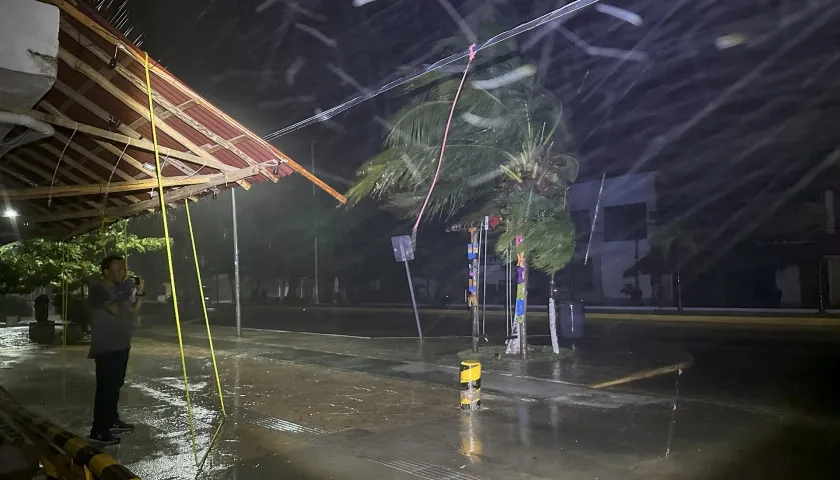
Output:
top-left (132, 277), bottom-right (145, 316)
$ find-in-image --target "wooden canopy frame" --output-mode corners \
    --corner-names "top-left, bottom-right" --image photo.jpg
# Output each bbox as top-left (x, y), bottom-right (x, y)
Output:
top-left (0, 0), bottom-right (346, 240)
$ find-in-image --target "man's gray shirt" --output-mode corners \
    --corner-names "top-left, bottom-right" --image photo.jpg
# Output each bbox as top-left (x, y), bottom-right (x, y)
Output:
top-left (87, 281), bottom-right (134, 358)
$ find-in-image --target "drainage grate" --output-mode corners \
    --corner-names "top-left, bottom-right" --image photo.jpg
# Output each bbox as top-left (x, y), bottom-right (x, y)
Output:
top-left (244, 410), bottom-right (486, 480)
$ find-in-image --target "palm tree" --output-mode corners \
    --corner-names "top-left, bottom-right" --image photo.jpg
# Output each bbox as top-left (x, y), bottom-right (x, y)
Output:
top-left (348, 37), bottom-right (578, 357)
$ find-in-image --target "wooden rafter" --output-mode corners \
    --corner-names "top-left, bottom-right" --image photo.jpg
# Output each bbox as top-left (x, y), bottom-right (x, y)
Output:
top-left (51, 130), bottom-right (135, 183)
top-left (25, 166), bottom-right (260, 225)
top-left (50, 80), bottom-right (195, 177)
top-left (129, 99), bottom-right (197, 128)
top-left (206, 134), bottom-right (249, 154)
top-left (59, 19), bottom-right (270, 178)
top-left (9, 108), bottom-right (231, 170)
top-left (3, 0), bottom-right (350, 240)
top-left (51, 80), bottom-right (196, 177)
top-left (39, 101), bottom-right (155, 179)
top-left (0, 165), bottom-right (38, 187)
top-left (12, 149), bottom-right (105, 210)
top-left (5, 153), bottom-right (57, 185)
top-left (47, 0), bottom-right (346, 204)
top-left (58, 52), bottom-right (130, 111)
top-left (0, 166), bottom-right (82, 230)
top-left (2, 176), bottom-right (211, 200)
top-left (3, 153), bottom-right (91, 213)
top-left (56, 48), bottom-right (238, 174)
top-left (35, 143), bottom-right (129, 206)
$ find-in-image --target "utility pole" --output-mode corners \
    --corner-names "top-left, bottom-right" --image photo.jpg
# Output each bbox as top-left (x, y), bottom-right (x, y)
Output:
top-left (469, 227), bottom-right (480, 352)
top-left (232, 189), bottom-right (241, 337)
top-left (312, 141), bottom-right (320, 304)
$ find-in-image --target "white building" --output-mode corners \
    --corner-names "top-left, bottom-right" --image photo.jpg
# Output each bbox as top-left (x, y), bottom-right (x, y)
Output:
top-left (483, 171), bottom-right (659, 304)
top-left (567, 171), bottom-right (658, 303)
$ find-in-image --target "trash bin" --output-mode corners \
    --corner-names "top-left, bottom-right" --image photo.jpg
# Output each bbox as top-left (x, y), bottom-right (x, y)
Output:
top-left (34, 295), bottom-right (50, 323)
top-left (28, 322), bottom-right (55, 344)
top-left (559, 300), bottom-right (585, 339)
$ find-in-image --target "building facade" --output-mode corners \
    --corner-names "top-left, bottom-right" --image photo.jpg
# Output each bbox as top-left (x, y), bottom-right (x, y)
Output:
top-left (482, 171), bottom-right (659, 305)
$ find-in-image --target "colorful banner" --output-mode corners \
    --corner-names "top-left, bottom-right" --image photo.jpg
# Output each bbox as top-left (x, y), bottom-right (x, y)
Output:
top-left (514, 234), bottom-right (526, 324)
top-left (467, 227), bottom-right (479, 307)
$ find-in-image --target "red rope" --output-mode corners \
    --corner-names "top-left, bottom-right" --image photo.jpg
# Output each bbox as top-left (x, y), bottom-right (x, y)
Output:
top-left (412, 43), bottom-right (477, 238)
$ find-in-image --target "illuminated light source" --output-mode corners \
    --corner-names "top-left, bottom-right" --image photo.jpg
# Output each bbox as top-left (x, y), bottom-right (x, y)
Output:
top-left (3, 208), bottom-right (19, 218)
top-left (715, 32), bottom-right (748, 50)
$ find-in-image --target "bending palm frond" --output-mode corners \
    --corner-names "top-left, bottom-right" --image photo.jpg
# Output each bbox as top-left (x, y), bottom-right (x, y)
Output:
top-left (348, 33), bottom-right (578, 276)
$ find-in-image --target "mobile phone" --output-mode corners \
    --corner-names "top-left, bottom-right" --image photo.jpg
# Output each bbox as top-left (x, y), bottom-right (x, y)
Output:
top-left (132, 276), bottom-right (141, 286)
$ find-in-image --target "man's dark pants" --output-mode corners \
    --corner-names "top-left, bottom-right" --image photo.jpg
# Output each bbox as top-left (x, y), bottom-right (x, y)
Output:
top-left (92, 348), bottom-right (129, 433)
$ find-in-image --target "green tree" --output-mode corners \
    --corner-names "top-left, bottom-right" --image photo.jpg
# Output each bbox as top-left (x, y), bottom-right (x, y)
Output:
top-left (0, 220), bottom-right (168, 293)
top-left (347, 36), bottom-right (578, 355)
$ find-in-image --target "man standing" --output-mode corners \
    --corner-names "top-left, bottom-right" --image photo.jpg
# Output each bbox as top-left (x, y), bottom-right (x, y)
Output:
top-left (87, 255), bottom-right (145, 444)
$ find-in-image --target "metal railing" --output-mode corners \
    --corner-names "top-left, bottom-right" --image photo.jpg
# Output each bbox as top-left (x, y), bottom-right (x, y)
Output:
top-left (0, 386), bottom-right (141, 480)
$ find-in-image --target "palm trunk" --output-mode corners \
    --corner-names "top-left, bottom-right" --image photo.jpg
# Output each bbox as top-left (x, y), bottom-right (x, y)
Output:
top-left (511, 233), bottom-right (528, 360)
top-left (518, 263), bottom-right (529, 360)
top-left (548, 272), bottom-right (559, 354)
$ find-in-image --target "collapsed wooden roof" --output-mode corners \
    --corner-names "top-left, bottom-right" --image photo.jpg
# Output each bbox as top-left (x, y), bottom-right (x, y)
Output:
top-left (0, 0), bottom-right (345, 241)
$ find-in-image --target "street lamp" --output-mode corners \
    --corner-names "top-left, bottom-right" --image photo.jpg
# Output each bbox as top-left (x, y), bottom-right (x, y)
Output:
top-left (3, 208), bottom-right (19, 218)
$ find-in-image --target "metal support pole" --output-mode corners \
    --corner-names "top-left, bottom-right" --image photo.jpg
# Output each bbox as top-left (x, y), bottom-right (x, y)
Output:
top-left (470, 228), bottom-right (480, 353)
top-left (312, 141), bottom-right (320, 304)
top-left (634, 238), bottom-right (640, 290)
top-left (481, 217), bottom-right (488, 337)
top-left (400, 243), bottom-right (423, 341)
top-left (232, 189), bottom-right (242, 337)
top-left (818, 258), bottom-right (825, 313)
top-left (505, 246), bottom-right (511, 338)
top-left (676, 261), bottom-right (683, 313)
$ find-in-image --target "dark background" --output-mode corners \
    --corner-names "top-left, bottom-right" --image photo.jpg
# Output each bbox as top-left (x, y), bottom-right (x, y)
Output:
top-left (109, 0), bottom-right (840, 307)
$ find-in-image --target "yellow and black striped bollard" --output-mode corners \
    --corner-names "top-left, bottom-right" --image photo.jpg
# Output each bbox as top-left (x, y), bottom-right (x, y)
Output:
top-left (460, 360), bottom-right (481, 410)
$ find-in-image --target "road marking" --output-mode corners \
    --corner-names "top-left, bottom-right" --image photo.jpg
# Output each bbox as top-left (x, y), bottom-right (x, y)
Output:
top-left (588, 359), bottom-right (694, 389)
top-left (586, 312), bottom-right (840, 327)
top-left (241, 326), bottom-right (372, 339)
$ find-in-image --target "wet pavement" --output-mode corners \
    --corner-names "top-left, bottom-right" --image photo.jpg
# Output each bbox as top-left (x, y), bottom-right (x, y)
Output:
top-left (3, 318), bottom-right (840, 479)
top-left (143, 303), bottom-right (840, 416)
top-left (136, 324), bottom-right (692, 390)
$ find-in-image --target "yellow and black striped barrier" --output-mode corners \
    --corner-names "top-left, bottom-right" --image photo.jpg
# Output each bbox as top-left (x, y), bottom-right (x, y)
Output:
top-left (0, 387), bottom-right (141, 480)
top-left (459, 360), bottom-right (481, 410)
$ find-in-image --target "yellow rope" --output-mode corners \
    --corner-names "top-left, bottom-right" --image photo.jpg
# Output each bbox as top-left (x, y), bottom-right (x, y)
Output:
top-left (123, 221), bottom-right (131, 379)
top-left (61, 246), bottom-right (68, 349)
top-left (144, 52), bottom-right (199, 466)
top-left (123, 221), bottom-right (129, 270)
top-left (99, 212), bottom-right (107, 257)
top-left (184, 199), bottom-right (226, 416)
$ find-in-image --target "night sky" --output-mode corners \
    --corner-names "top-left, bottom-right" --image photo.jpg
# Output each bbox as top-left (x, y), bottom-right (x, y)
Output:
top-left (106, 0), bottom-right (840, 292)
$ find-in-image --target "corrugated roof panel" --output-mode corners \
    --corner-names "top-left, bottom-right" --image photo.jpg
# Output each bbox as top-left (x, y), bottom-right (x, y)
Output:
top-left (150, 76), bottom-right (191, 109)
top-left (213, 148), bottom-right (249, 170)
top-left (0, 0), bottom-right (342, 240)
top-left (161, 114), bottom-right (215, 151)
top-left (187, 105), bottom-right (241, 140)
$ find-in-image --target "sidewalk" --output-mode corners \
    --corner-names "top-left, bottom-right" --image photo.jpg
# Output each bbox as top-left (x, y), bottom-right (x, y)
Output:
top-left (4, 326), bottom-right (840, 480)
top-left (137, 324), bottom-right (692, 393)
top-left (141, 302), bottom-right (840, 341)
